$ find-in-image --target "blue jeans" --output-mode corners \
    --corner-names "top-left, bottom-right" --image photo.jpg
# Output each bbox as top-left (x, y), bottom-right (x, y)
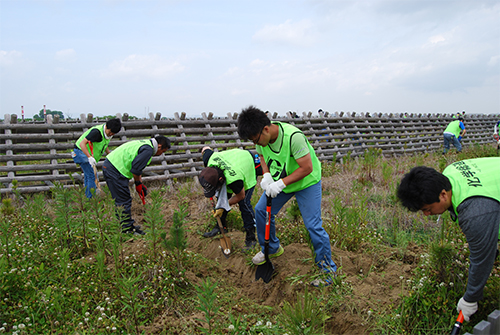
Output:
top-left (255, 181), bottom-right (337, 273)
top-left (443, 133), bottom-right (462, 153)
top-left (72, 149), bottom-right (96, 198)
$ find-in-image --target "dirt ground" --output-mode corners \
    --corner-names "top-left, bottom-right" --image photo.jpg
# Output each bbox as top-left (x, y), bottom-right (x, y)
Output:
top-left (122, 178), bottom-right (423, 335)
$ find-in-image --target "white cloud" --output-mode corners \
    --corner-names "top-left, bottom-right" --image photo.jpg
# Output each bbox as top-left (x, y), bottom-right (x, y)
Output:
top-left (0, 50), bottom-right (23, 67)
top-left (428, 35), bottom-right (445, 44)
top-left (488, 55), bottom-right (499, 66)
top-left (100, 54), bottom-right (185, 79)
top-left (253, 19), bottom-right (316, 47)
top-left (55, 49), bottom-right (77, 62)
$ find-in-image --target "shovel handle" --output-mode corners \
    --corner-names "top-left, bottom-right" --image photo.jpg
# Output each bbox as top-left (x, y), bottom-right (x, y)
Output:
top-left (265, 195), bottom-right (272, 241)
top-left (450, 311), bottom-right (464, 335)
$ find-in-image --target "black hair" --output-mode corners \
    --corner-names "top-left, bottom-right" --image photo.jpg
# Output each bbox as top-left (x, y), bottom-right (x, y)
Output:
top-left (155, 135), bottom-right (171, 150)
top-left (106, 118), bottom-right (122, 134)
top-left (397, 166), bottom-right (451, 212)
top-left (237, 105), bottom-right (271, 140)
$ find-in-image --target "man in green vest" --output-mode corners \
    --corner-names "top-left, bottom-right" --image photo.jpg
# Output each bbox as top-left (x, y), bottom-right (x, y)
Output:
top-left (397, 157), bottom-right (500, 322)
top-left (198, 147), bottom-right (261, 250)
top-left (443, 116), bottom-right (466, 154)
top-left (102, 136), bottom-right (171, 235)
top-left (237, 106), bottom-right (337, 286)
top-left (72, 118), bottom-right (122, 198)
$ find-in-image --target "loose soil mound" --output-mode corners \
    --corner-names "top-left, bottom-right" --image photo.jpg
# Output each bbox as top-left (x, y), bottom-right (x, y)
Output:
top-left (126, 180), bottom-right (423, 334)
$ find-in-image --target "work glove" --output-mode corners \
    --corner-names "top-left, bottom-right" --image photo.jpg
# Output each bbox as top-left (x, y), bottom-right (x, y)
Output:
top-left (457, 297), bottom-right (478, 322)
top-left (260, 172), bottom-right (274, 191)
top-left (88, 156), bottom-right (97, 167)
top-left (266, 179), bottom-right (286, 198)
top-left (213, 208), bottom-right (224, 218)
top-left (135, 181), bottom-right (148, 198)
top-left (458, 136), bottom-right (462, 142)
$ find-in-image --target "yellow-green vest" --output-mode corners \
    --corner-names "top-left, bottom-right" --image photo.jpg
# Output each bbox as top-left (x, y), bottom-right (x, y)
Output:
top-left (259, 122), bottom-right (321, 193)
top-left (207, 149), bottom-right (257, 191)
top-left (75, 124), bottom-right (110, 161)
top-left (107, 140), bottom-right (154, 179)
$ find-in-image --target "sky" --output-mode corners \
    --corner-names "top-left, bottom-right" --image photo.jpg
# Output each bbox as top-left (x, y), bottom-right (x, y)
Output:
top-left (1, 0), bottom-right (499, 119)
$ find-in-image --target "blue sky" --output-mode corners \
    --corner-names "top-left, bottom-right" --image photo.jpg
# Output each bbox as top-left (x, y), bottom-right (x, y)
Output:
top-left (1, 0), bottom-right (499, 119)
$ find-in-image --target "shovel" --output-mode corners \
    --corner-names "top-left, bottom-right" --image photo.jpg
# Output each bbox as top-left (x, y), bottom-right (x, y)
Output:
top-left (450, 311), bottom-right (464, 335)
top-left (88, 142), bottom-right (103, 195)
top-left (255, 195), bottom-right (274, 283)
top-left (210, 197), bottom-right (231, 258)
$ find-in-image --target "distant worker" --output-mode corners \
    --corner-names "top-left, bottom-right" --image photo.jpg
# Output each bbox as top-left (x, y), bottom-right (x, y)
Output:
top-left (493, 119), bottom-right (500, 150)
top-left (443, 116), bottom-right (466, 154)
top-left (72, 118), bottom-right (122, 198)
top-left (102, 136), bottom-right (171, 235)
top-left (397, 158), bottom-right (500, 322)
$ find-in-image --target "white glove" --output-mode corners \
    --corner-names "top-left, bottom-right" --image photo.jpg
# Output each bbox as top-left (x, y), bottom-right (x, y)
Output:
top-left (457, 297), bottom-right (478, 322)
top-left (266, 179), bottom-right (286, 198)
top-left (88, 156), bottom-right (97, 167)
top-left (260, 172), bottom-right (274, 191)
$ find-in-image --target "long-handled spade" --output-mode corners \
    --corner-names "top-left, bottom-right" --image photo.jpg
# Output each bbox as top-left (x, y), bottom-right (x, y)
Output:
top-left (88, 142), bottom-right (103, 195)
top-left (255, 195), bottom-right (274, 283)
top-left (210, 197), bottom-right (231, 258)
top-left (450, 311), bottom-right (464, 335)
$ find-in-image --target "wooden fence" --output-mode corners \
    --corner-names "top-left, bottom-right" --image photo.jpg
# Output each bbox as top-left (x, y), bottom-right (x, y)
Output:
top-left (0, 111), bottom-right (498, 194)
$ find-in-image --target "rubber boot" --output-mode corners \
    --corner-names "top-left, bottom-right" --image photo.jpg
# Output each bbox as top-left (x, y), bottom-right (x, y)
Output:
top-left (203, 222), bottom-right (227, 238)
top-left (242, 228), bottom-right (257, 251)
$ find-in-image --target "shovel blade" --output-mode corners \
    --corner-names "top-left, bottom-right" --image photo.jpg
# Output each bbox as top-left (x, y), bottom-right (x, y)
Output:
top-left (255, 261), bottom-right (274, 283)
top-left (220, 235), bottom-right (232, 258)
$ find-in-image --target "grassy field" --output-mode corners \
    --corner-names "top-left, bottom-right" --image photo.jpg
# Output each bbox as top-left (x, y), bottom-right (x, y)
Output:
top-left (0, 143), bottom-right (499, 334)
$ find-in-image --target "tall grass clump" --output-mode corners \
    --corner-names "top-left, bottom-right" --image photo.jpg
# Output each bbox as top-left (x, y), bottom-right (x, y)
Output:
top-left (279, 286), bottom-right (328, 335)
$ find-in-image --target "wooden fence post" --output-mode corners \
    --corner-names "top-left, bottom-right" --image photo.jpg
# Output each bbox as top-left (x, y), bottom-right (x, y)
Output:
top-left (4, 114), bottom-right (15, 189)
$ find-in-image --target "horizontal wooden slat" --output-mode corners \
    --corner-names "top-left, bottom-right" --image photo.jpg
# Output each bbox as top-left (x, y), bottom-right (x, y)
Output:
top-left (1, 111), bottom-right (498, 194)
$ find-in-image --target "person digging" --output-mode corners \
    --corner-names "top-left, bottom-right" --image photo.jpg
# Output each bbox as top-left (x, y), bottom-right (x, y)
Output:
top-left (397, 157), bottom-right (500, 322)
top-left (198, 146), bottom-right (261, 251)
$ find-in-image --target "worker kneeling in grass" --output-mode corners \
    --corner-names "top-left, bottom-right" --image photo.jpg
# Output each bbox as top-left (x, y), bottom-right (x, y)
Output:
top-left (397, 157), bottom-right (500, 322)
top-left (237, 106), bottom-right (337, 286)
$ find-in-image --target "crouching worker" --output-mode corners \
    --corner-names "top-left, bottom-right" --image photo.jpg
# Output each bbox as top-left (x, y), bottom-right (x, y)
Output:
top-left (397, 157), bottom-right (500, 322)
top-left (237, 106), bottom-right (337, 286)
top-left (103, 136), bottom-right (171, 235)
top-left (72, 118), bottom-right (122, 198)
top-left (198, 146), bottom-right (262, 251)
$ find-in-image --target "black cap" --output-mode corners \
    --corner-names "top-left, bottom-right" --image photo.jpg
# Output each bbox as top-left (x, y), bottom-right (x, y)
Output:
top-left (199, 167), bottom-right (219, 198)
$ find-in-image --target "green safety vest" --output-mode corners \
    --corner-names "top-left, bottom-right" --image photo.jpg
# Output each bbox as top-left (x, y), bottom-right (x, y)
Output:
top-left (259, 122), bottom-right (321, 193)
top-left (207, 149), bottom-right (256, 191)
top-left (107, 140), bottom-right (154, 179)
top-left (444, 158), bottom-right (500, 227)
top-left (443, 120), bottom-right (463, 137)
top-left (75, 124), bottom-right (110, 161)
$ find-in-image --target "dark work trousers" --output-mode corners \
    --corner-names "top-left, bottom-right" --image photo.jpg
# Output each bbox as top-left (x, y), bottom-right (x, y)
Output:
top-left (217, 186), bottom-right (256, 230)
top-left (239, 186), bottom-right (256, 231)
top-left (102, 160), bottom-right (135, 229)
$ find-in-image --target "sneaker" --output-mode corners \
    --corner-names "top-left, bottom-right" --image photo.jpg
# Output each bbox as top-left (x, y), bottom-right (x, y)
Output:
top-left (252, 245), bottom-right (284, 265)
top-left (242, 239), bottom-right (257, 252)
top-left (310, 273), bottom-right (336, 287)
top-left (242, 229), bottom-right (257, 252)
top-left (123, 225), bottom-right (145, 235)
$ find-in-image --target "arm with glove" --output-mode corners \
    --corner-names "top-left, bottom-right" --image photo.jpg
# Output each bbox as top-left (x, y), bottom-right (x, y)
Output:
top-left (134, 177), bottom-right (148, 204)
top-left (264, 153), bottom-right (313, 198)
top-left (79, 138), bottom-right (96, 167)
